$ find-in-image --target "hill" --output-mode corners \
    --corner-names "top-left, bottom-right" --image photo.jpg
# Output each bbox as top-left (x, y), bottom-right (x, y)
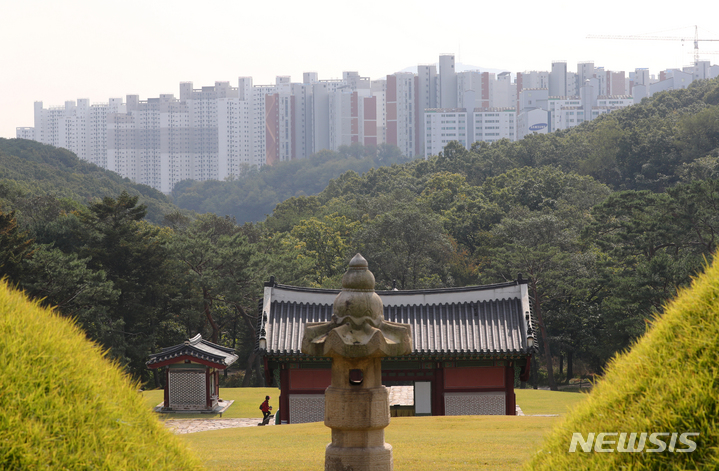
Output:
top-left (170, 143), bottom-right (411, 224)
top-left (0, 279), bottom-right (201, 469)
top-left (0, 138), bottom-right (181, 224)
top-left (527, 255), bottom-right (719, 469)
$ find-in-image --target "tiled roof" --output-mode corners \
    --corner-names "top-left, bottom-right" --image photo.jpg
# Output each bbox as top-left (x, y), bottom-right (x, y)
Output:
top-left (147, 334), bottom-right (239, 368)
top-left (259, 279), bottom-right (534, 358)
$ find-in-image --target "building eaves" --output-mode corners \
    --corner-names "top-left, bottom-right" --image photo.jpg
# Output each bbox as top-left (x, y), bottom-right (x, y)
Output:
top-left (146, 334), bottom-right (239, 368)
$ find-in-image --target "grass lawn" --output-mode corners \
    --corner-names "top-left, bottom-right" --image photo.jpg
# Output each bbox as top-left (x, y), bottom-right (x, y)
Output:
top-left (181, 415), bottom-right (561, 471)
top-left (155, 387), bottom-right (589, 470)
top-left (515, 388), bottom-right (589, 415)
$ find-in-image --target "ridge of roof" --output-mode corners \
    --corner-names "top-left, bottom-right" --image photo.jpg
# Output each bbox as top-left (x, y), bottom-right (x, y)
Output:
top-left (265, 278), bottom-right (526, 296)
top-left (269, 297), bottom-right (524, 308)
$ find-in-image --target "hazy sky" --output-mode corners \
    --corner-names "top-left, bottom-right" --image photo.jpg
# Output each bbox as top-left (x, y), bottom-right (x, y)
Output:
top-left (2, 0), bottom-right (718, 138)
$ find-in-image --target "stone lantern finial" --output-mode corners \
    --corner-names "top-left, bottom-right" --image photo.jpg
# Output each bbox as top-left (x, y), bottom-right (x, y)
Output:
top-left (302, 254), bottom-right (411, 359)
top-left (301, 254), bottom-right (412, 471)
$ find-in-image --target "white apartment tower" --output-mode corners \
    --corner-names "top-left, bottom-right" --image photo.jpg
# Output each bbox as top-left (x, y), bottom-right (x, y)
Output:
top-left (549, 61), bottom-right (567, 97)
top-left (457, 71), bottom-right (483, 109)
top-left (494, 72), bottom-right (514, 109)
top-left (250, 82), bottom-right (278, 166)
top-left (371, 79), bottom-right (387, 145)
top-left (290, 82), bottom-right (315, 160)
top-left (606, 70), bottom-right (626, 96)
top-left (425, 106), bottom-right (516, 158)
top-left (417, 65), bottom-right (438, 156)
top-left (424, 109), bottom-right (468, 158)
top-left (473, 108), bottom-right (516, 144)
top-left (518, 71), bottom-right (549, 90)
top-left (577, 62), bottom-right (595, 94)
top-left (386, 72), bottom-right (417, 158)
top-left (439, 54), bottom-right (458, 108)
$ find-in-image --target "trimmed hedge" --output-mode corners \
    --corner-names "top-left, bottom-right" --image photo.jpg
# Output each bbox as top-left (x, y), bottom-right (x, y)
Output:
top-left (528, 257), bottom-right (719, 470)
top-left (0, 281), bottom-right (202, 469)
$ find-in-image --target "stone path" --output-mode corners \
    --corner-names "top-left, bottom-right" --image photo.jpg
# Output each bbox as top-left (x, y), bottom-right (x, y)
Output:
top-left (516, 405), bottom-right (558, 417)
top-left (164, 417), bottom-right (274, 434)
top-left (162, 387), bottom-right (550, 434)
top-left (163, 406), bottom-right (548, 434)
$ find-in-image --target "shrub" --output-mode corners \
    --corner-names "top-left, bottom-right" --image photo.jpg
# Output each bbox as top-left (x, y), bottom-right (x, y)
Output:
top-left (528, 256), bottom-right (719, 469)
top-left (0, 280), bottom-right (201, 469)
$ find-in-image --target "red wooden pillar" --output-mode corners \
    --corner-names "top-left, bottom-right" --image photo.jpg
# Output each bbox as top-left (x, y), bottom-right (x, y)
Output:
top-left (505, 362), bottom-right (516, 415)
top-left (205, 369), bottom-right (211, 409)
top-left (280, 365), bottom-right (290, 423)
top-left (263, 357), bottom-right (272, 386)
top-left (433, 363), bottom-right (445, 416)
top-left (164, 368), bottom-right (170, 408)
top-left (215, 371), bottom-right (219, 399)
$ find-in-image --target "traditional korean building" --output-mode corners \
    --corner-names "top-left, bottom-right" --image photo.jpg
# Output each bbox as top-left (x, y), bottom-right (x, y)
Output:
top-left (147, 334), bottom-right (238, 411)
top-left (256, 276), bottom-right (536, 424)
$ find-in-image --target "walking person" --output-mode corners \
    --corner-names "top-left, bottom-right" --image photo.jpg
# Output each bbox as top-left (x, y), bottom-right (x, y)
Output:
top-left (259, 395), bottom-right (272, 425)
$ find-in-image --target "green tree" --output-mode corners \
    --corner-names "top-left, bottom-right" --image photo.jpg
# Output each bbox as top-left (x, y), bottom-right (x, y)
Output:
top-left (584, 181), bottom-right (719, 362)
top-left (419, 172), bottom-right (503, 255)
top-left (288, 214), bottom-right (360, 286)
top-left (171, 214), bottom-right (271, 385)
top-left (0, 210), bottom-right (34, 282)
top-left (77, 191), bottom-right (175, 378)
top-left (20, 244), bottom-right (119, 347)
top-left (480, 212), bottom-right (586, 391)
top-left (476, 168), bottom-right (609, 387)
top-left (578, 118), bottom-right (624, 184)
top-left (354, 200), bottom-right (454, 290)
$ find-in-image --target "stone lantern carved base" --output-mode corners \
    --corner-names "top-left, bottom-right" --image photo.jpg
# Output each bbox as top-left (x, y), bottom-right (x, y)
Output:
top-left (302, 254), bottom-right (412, 471)
top-left (325, 445), bottom-right (393, 470)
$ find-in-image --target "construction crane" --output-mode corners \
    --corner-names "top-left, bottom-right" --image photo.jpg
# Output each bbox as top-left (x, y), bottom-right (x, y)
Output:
top-left (587, 26), bottom-right (719, 66)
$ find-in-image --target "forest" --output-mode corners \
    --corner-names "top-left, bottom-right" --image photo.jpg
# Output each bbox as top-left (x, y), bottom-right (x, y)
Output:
top-left (1, 77), bottom-right (718, 390)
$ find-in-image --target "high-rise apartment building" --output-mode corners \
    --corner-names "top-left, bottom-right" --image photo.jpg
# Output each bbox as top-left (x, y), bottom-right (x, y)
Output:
top-left (424, 106), bottom-right (516, 158)
top-left (424, 109), bottom-right (468, 158)
top-left (457, 71), bottom-right (483, 109)
top-left (371, 79), bottom-right (387, 145)
top-left (577, 62), bottom-right (595, 94)
top-left (386, 72), bottom-right (417, 158)
top-left (518, 71), bottom-right (549, 90)
top-left (439, 54), bottom-right (458, 108)
top-left (494, 72), bottom-right (515, 108)
top-left (416, 65), bottom-right (438, 156)
top-left (473, 108), bottom-right (515, 144)
top-left (291, 82), bottom-right (315, 160)
top-left (549, 61), bottom-right (567, 97)
top-left (606, 70), bottom-right (626, 96)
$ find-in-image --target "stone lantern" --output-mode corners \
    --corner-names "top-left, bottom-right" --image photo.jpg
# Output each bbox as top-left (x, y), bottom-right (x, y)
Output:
top-left (302, 254), bottom-right (412, 471)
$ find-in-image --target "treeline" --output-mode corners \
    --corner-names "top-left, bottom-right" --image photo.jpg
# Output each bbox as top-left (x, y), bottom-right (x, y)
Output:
top-left (2, 77), bottom-right (719, 389)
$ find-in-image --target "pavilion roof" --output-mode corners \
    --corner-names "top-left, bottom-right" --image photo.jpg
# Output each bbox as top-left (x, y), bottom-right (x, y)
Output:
top-left (257, 278), bottom-right (536, 359)
top-left (146, 334), bottom-right (238, 369)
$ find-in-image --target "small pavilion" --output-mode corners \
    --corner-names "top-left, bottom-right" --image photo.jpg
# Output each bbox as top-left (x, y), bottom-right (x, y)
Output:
top-left (256, 276), bottom-right (537, 424)
top-left (147, 334), bottom-right (238, 411)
